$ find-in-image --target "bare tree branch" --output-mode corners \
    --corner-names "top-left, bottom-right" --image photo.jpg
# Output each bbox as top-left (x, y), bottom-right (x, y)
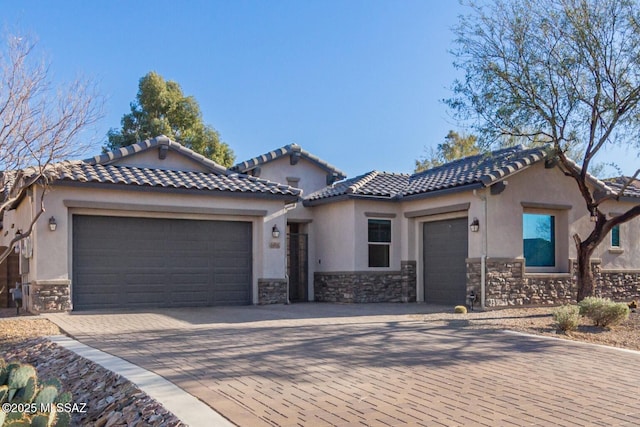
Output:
top-left (0, 34), bottom-right (103, 264)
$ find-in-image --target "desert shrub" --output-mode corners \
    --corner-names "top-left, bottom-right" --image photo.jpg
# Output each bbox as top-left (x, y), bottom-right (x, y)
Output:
top-left (552, 305), bottom-right (580, 332)
top-left (579, 297), bottom-right (630, 327)
top-left (454, 305), bottom-right (467, 314)
top-left (593, 303), bottom-right (630, 327)
top-left (578, 296), bottom-right (607, 319)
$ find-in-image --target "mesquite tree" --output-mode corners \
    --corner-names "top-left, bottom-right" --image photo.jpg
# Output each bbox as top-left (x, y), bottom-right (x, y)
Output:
top-left (0, 34), bottom-right (102, 264)
top-left (448, 0), bottom-right (640, 300)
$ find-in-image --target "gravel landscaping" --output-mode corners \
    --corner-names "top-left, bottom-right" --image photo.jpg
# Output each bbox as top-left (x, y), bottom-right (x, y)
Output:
top-left (1, 305), bottom-right (638, 426)
top-left (0, 311), bottom-right (185, 427)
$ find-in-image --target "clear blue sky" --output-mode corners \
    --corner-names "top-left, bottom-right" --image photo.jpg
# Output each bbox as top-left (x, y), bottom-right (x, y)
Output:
top-left (3, 1), bottom-right (637, 178)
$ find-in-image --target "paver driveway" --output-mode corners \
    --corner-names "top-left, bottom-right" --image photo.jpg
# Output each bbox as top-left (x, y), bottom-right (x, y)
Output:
top-left (47, 303), bottom-right (640, 426)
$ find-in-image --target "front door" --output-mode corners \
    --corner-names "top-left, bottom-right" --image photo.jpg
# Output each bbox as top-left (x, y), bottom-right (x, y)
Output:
top-left (287, 223), bottom-right (308, 302)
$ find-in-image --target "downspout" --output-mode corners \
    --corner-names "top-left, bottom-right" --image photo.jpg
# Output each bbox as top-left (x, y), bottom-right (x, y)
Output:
top-left (473, 189), bottom-right (487, 309)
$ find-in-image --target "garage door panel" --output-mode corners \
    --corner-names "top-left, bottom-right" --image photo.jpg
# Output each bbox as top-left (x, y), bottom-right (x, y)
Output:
top-left (423, 218), bottom-right (468, 305)
top-left (73, 215), bottom-right (252, 309)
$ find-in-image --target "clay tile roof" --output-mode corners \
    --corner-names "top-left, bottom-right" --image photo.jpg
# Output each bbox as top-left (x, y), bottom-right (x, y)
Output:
top-left (604, 176), bottom-right (640, 199)
top-left (231, 143), bottom-right (347, 180)
top-left (304, 145), bottom-right (550, 205)
top-left (49, 161), bottom-right (301, 197)
top-left (85, 135), bottom-right (230, 175)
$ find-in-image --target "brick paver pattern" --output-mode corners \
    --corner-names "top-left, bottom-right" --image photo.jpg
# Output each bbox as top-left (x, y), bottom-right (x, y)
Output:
top-left (47, 304), bottom-right (640, 426)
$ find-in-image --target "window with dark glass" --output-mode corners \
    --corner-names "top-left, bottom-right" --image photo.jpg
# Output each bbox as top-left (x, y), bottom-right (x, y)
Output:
top-left (611, 224), bottom-right (620, 247)
top-left (523, 213), bottom-right (555, 267)
top-left (368, 219), bottom-right (391, 267)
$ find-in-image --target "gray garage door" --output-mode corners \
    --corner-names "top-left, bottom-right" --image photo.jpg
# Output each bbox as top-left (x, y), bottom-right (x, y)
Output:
top-left (423, 217), bottom-right (468, 305)
top-left (72, 215), bottom-right (252, 310)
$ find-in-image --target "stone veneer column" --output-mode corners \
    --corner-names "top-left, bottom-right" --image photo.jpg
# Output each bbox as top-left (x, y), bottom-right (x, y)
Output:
top-left (27, 280), bottom-right (71, 313)
top-left (258, 278), bottom-right (288, 304)
top-left (400, 261), bottom-right (417, 303)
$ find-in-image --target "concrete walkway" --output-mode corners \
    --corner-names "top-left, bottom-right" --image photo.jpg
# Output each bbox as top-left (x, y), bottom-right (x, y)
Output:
top-left (47, 303), bottom-right (640, 426)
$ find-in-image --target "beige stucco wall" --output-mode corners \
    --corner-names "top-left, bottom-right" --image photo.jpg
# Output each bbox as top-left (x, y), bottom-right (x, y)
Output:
top-left (110, 148), bottom-right (211, 172)
top-left (255, 155), bottom-right (331, 196)
top-left (598, 199), bottom-right (640, 270)
top-left (309, 200), bottom-right (357, 272)
top-left (22, 183), bottom-right (288, 305)
top-left (484, 162), bottom-right (640, 271)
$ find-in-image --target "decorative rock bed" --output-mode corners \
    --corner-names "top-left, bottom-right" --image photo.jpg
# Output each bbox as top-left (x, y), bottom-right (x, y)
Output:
top-left (3, 338), bottom-right (186, 427)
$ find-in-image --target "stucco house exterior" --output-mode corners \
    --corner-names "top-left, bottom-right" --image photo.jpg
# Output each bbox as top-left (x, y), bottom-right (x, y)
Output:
top-left (2, 136), bottom-right (639, 312)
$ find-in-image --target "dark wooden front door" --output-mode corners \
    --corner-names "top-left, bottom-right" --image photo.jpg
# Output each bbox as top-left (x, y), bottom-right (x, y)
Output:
top-left (287, 224), bottom-right (308, 302)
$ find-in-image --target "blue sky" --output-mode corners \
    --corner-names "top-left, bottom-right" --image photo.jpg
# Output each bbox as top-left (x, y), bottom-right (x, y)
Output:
top-left (3, 1), bottom-right (637, 178)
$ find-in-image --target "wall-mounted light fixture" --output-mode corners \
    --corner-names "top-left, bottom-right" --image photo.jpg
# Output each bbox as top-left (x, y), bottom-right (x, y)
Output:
top-left (470, 218), bottom-right (480, 233)
top-left (590, 208), bottom-right (598, 223)
top-left (272, 225), bottom-right (280, 239)
top-left (14, 230), bottom-right (21, 254)
top-left (49, 216), bottom-right (57, 232)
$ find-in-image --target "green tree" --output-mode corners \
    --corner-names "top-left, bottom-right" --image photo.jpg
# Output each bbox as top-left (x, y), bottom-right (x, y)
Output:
top-left (415, 130), bottom-right (481, 172)
top-left (106, 72), bottom-right (234, 166)
top-left (448, 0), bottom-right (640, 300)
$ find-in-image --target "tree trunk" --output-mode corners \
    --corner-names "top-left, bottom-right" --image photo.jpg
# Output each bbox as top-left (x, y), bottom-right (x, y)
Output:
top-left (575, 246), bottom-right (595, 302)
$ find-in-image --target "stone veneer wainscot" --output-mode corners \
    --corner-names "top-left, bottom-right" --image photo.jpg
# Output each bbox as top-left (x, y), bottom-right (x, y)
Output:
top-left (314, 261), bottom-right (417, 303)
top-left (466, 258), bottom-right (640, 307)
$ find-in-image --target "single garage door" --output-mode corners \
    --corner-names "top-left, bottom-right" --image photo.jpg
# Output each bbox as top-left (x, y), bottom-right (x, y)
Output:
top-left (72, 215), bottom-right (252, 310)
top-left (423, 217), bottom-right (468, 305)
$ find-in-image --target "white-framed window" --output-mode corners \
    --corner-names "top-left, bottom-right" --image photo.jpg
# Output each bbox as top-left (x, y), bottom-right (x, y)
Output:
top-left (368, 219), bottom-right (391, 267)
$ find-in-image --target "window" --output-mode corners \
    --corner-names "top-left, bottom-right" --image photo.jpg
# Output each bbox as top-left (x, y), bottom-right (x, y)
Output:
top-left (368, 219), bottom-right (390, 267)
top-left (611, 224), bottom-right (620, 247)
top-left (523, 213), bottom-right (555, 267)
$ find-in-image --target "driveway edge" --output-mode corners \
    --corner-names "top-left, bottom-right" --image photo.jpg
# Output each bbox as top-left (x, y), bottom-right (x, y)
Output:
top-left (47, 335), bottom-right (234, 427)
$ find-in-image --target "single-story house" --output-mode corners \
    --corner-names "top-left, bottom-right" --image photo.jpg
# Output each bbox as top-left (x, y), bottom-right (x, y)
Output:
top-left (3, 136), bottom-right (639, 312)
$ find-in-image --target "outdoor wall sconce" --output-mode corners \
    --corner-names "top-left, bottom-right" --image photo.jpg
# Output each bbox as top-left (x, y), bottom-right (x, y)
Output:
top-left (49, 216), bottom-right (57, 231)
top-left (14, 230), bottom-right (21, 253)
top-left (590, 208), bottom-right (598, 222)
top-left (272, 225), bottom-right (280, 239)
top-left (470, 218), bottom-right (480, 232)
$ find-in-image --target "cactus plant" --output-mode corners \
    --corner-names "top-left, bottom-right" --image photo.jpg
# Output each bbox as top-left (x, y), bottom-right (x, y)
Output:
top-left (0, 359), bottom-right (6, 385)
top-left (40, 378), bottom-right (62, 391)
top-left (0, 384), bottom-right (8, 403)
top-left (30, 411), bottom-right (57, 427)
top-left (0, 358), bottom-right (72, 427)
top-left (34, 385), bottom-right (59, 406)
top-left (12, 376), bottom-right (37, 403)
top-left (3, 420), bottom-right (31, 427)
top-left (55, 391), bottom-right (72, 405)
top-left (7, 365), bottom-right (37, 390)
top-left (54, 411), bottom-right (71, 427)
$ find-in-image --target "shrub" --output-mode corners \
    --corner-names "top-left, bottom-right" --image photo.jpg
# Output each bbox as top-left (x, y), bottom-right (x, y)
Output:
top-left (578, 296), bottom-right (607, 319)
top-left (454, 305), bottom-right (468, 314)
top-left (578, 297), bottom-right (630, 327)
top-left (594, 303), bottom-right (630, 327)
top-left (552, 305), bottom-right (580, 332)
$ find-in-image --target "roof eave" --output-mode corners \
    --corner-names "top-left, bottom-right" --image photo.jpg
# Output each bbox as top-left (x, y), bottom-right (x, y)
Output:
top-left (52, 179), bottom-right (301, 203)
top-left (398, 182), bottom-right (485, 202)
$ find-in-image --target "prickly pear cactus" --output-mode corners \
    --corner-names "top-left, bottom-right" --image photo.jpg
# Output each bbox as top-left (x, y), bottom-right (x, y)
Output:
top-left (12, 376), bottom-right (37, 404)
top-left (0, 358), bottom-right (72, 427)
top-left (34, 385), bottom-right (59, 406)
top-left (7, 365), bottom-right (37, 390)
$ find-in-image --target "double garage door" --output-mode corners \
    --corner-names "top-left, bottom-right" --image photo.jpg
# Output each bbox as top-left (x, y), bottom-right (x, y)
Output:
top-left (72, 215), bottom-right (252, 310)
